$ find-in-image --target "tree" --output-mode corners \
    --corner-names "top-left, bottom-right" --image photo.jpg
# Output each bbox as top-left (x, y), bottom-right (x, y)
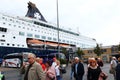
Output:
top-left (94, 44), bottom-right (102, 57)
top-left (61, 48), bottom-right (67, 55)
top-left (76, 47), bottom-right (84, 59)
top-left (118, 44), bottom-right (120, 51)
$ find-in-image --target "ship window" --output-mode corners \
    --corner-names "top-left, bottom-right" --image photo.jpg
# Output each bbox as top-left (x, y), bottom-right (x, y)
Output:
top-left (0, 39), bottom-right (5, 42)
top-left (9, 24), bottom-right (11, 26)
top-left (12, 44), bottom-right (15, 46)
top-left (0, 27), bottom-right (7, 32)
top-left (28, 24), bottom-right (30, 26)
top-left (19, 32), bottom-right (24, 36)
top-left (10, 19), bottom-right (12, 21)
top-left (67, 41), bottom-right (69, 43)
top-left (59, 39), bottom-right (61, 41)
top-left (22, 22), bottom-right (25, 24)
top-left (42, 36), bottom-right (46, 39)
top-left (48, 37), bottom-right (52, 40)
top-left (35, 35), bottom-right (40, 38)
top-left (17, 44), bottom-right (20, 46)
top-left (3, 22), bottom-right (5, 25)
top-left (53, 38), bottom-right (57, 41)
top-left (27, 33), bottom-right (33, 37)
top-left (16, 20), bottom-right (20, 24)
top-left (7, 43), bottom-right (10, 46)
top-left (62, 40), bottom-right (65, 42)
top-left (2, 17), bottom-right (5, 19)
top-left (2, 35), bottom-right (5, 37)
top-left (18, 26), bottom-right (21, 28)
top-left (14, 25), bottom-right (16, 27)
top-left (13, 36), bottom-right (16, 39)
top-left (1, 43), bottom-right (4, 45)
top-left (22, 45), bottom-right (24, 47)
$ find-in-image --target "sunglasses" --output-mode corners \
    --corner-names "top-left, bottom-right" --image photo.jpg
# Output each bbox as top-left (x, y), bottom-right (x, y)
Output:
top-left (28, 58), bottom-right (31, 60)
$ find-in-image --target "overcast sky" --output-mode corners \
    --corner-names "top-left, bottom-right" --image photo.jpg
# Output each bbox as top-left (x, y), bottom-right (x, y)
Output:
top-left (0, 0), bottom-right (120, 46)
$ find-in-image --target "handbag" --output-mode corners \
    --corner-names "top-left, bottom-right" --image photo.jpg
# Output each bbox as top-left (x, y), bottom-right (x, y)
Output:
top-left (99, 72), bottom-right (108, 80)
top-left (60, 68), bottom-right (66, 74)
top-left (109, 68), bottom-right (114, 74)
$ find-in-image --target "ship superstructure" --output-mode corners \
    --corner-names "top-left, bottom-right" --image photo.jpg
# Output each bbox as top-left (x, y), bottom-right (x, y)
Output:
top-left (0, 2), bottom-right (97, 58)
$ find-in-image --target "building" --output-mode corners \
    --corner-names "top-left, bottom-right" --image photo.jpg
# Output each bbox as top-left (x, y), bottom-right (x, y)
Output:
top-left (82, 45), bottom-right (120, 62)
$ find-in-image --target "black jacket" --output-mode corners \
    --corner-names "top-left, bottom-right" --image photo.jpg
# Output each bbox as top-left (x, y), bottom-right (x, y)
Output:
top-left (73, 62), bottom-right (85, 80)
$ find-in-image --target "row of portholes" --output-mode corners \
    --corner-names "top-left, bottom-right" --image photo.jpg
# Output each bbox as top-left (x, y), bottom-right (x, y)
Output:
top-left (2, 22), bottom-right (75, 40)
top-left (3, 22), bottom-right (58, 36)
top-left (2, 16), bottom-right (35, 27)
top-left (1, 35), bottom-right (16, 39)
top-left (2, 16), bottom-right (78, 37)
top-left (2, 21), bottom-right (74, 38)
top-left (1, 43), bottom-right (24, 47)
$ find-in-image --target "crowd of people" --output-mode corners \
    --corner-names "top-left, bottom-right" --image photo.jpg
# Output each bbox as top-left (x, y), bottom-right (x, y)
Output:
top-left (2, 52), bottom-right (120, 80)
top-left (20, 53), bottom-right (63, 80)
top-left (110, 56), bottom-right (120, 80)
top-left (70, 56), bottom-right (120, 80)
top-left (20, 52), bottom-right (106, 80)
top-left (70, 57), bottom-right (105, 80)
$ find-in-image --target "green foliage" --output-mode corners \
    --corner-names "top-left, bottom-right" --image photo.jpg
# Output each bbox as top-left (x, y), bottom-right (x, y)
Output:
top-left (94, 44), bottom-right (102, 56)
top-left (58, 58), bottom-right (67, 64)
top-left (61, 48), bottom-right (67, 55)
top-left (118, 44), bottom-right (120, 51)
top-left (76, 47), bottom-right (84, 58)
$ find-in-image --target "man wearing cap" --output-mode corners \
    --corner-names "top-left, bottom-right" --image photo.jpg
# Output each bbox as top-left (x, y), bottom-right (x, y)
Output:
top-left (73, 57), bottom-right (84, 80)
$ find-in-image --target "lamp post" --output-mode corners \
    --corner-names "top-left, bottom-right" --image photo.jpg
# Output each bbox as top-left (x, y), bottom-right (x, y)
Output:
top-left (56, 0), bottom-right (60, 53)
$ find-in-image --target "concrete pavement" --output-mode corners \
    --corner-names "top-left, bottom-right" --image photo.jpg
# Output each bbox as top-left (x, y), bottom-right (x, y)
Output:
top-left (0, 63), bottom-right (114, 80)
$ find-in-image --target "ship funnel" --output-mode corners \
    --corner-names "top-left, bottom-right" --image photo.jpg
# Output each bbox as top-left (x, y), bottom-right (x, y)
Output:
top-left (26, 1), bottom-right (47, 22)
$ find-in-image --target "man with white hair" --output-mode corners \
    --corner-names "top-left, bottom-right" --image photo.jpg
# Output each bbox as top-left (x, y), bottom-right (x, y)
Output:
top-left (110, 56), bottom-right (117, 80)
top-left (20, 53), bottom-right (45, 80)
top-left (73, 57), bottom-right (84, 80)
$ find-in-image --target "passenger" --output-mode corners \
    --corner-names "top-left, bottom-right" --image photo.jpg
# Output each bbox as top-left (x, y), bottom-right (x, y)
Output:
top-left (45, 61), bottom-right (56, 80)
top-left (36, 57), bottom-right (40, 63)
top-left (88, 57), bottom-right (96, 67)
top-left (36, 57), bottom-right (46, 71)
top-left (87, 59), bottom-right (101, 80)
top-left (40, 58), bottom-right (46, 71)
top-left (116, 57), bottom-right (120, 80)
top-left (52, 57), bottom-right (57, 68)
top-left (97, 58), bottom-right (104, 67)
top-left (110, 56), bottom-right (117, 80)
top-left (70, 59), bottom-right (75, 80)
top-left (73, 57), bottom-right (84, 80)
top-left (55, 60), bottom-right (62, 80)
top-left (20, 53), bottom-right (45, 80)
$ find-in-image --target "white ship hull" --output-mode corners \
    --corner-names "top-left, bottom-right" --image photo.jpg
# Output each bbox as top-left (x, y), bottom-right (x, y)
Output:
top-left (0, 2), bottom-right (97, 58)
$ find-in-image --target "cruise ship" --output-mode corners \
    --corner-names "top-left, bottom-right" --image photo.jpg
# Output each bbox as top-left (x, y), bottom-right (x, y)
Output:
top-left (0, 2), bottom-right (97, 58)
